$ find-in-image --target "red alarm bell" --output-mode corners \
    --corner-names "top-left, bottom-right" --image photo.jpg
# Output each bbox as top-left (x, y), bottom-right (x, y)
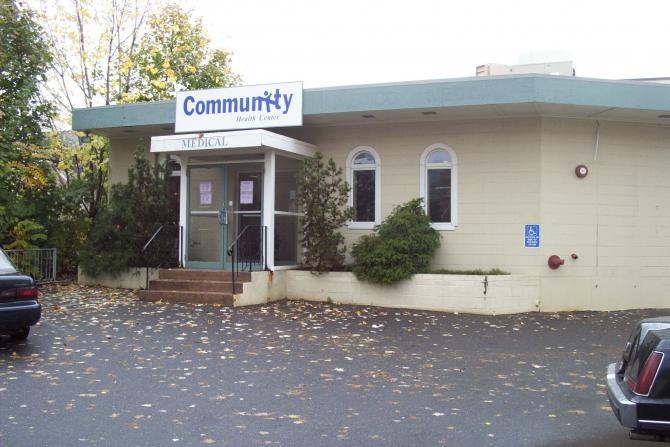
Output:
top-left (548, 255), bottom-right (565, 270)
top-left (575, 165), bottom-right (588, 178)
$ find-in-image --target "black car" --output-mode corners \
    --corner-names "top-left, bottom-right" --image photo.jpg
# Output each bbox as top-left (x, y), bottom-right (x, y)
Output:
top-left (607, 317), bottom-right (670, 442)
top-left (0, 248), bottom-right (41, 340)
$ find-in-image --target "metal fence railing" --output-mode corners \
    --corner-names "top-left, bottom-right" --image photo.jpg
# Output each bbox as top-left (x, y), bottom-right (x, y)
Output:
top-left (5, 248), bottom-right (57, 284)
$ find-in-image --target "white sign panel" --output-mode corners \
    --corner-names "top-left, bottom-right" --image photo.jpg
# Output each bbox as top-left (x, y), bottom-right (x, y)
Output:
top-left (240, 180), bottom-right (254, 204)
top-left (175, 82), bottom-right (303, 133)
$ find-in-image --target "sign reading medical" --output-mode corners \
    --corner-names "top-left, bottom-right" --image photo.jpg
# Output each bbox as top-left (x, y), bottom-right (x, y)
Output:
top-left (524, 224), bottom-right (540, 248)
top-left (175, 82), bottom-right (303, 133)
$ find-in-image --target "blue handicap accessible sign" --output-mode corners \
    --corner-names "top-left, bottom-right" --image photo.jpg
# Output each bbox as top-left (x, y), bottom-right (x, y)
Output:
top-left (525, 224), bottom-right (540, 247)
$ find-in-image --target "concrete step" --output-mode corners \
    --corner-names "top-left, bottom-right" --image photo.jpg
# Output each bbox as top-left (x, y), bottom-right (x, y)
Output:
top-left (137, 289), bottom-right (234, 306)
top-left (149, 279), bottom-right (242, 293)
top-left (159, 268), bottom-right (251, 282)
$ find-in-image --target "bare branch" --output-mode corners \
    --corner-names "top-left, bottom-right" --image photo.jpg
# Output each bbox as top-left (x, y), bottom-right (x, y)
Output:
top-left (73, 0), bottom-right (93, 107)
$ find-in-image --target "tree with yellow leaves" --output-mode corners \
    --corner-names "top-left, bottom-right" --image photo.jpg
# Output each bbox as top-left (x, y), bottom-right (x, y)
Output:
top-left (126, 3), bottom-right (241, 102)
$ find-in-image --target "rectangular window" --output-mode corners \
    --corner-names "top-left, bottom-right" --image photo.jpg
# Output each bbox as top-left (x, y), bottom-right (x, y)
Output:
top-left (274, 214), bottom-right (300, 266)
top-left (353, 170), bottom-right (375, 222)
top-left (428, 169), bottom-right (451, 223)
top-left (274, 156), bottom-right (301, 213)
top-left (274, 155), bottom-right (303, 266)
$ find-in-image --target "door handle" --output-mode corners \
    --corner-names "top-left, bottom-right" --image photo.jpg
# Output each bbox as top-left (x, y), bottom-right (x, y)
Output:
top-left (218, 209), bottom-right (227, 225)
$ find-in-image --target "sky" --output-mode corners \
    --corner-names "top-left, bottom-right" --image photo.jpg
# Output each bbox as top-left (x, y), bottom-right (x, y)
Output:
top-left (185, 0), bottom-right (670, 88)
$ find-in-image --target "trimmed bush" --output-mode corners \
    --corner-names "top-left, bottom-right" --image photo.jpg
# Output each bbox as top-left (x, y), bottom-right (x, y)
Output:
top-left (352, 198), bottom-right (440, 284)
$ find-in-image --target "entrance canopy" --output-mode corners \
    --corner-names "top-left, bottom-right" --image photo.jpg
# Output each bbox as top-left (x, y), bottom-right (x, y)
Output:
top-left (150, 130), bottom-right (316, 271)
top-left (150, 129), bottom-right (316, 158)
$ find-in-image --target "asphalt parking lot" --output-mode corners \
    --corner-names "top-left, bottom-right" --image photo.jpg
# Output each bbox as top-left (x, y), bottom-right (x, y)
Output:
top-left (0, 283), bottom-right (665, 446)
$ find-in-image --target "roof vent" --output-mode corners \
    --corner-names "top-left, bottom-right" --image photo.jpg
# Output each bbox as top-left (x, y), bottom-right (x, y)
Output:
top-left (476, 61), bottom-right (574, 77)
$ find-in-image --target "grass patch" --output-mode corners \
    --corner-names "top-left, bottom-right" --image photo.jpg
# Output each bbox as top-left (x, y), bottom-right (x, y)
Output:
top-left (426, 268), bottom-right (510, 275)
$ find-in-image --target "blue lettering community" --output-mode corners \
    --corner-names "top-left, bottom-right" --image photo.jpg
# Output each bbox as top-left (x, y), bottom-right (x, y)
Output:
top-left (183, 89), bottom-right (294, 117)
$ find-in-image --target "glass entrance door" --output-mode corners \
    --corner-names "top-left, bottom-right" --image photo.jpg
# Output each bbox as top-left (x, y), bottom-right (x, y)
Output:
top-left (186, 166), bottom-right (227, 268)
top-left (226, 166), bottom-right (263, 268)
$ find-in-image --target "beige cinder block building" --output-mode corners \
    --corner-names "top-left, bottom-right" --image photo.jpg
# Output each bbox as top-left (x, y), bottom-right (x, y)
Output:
top-left (73, 74), bottom-right (670, 311)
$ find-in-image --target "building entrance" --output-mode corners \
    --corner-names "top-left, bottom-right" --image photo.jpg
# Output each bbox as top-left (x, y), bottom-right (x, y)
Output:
top-left (186, 163), bottom-right (264, 269)
top-left (151, 129), bottom-right (316, 270)
top-left (186, 165), bottom-right (227, 268)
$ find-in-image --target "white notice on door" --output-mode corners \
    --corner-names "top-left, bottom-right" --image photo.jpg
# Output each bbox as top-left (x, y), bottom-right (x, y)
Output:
top-left (240, 180), bottom-right (254, 204)
top-left (199, 181), bottom-right (212, 205)
top-left (200, 193), bottom-right (212, 205)
top-left (199, 181), bottom-right (212, 193)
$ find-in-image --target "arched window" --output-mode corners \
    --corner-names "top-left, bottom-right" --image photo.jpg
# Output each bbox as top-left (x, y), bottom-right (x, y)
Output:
top-left (346, 146), bottom-right (381, 229)
top-left (420, 144), bottom-right (457, 230)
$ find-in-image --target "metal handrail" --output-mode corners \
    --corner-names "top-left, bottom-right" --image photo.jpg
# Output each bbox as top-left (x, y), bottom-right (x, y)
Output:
top-left (227, 225), bottom-right (268, 296)
top-left (141, 223), bottom-right (180, 289)
top-left (142, 225), bottom-right (164, 253)
top-left (141, 225), bottom-right (164, 290)
top-left (226, 224), bottom-right (254, 256)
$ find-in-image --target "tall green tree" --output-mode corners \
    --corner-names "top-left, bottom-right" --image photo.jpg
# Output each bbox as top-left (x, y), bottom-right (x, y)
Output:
top-left (126, 3), bottom-right (240, 102)
top-left (0, 0), bottom-right (54, 249)
top-left (0, 1), bottom-right (52, 147)
top-left (297, 152), bottom-right (352, 273)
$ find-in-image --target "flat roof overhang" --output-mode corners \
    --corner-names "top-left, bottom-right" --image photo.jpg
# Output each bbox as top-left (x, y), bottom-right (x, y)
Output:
top-left (73, 74), bottom-right (670, 138)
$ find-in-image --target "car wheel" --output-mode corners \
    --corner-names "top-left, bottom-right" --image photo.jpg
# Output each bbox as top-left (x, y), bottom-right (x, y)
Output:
top-left (10, 326), bottom-right (30, 341)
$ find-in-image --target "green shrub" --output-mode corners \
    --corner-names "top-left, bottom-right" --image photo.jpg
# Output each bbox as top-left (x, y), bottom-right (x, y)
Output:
top-left (79, 149), bottom-right (178, 277)
top-left (5, 220), bottom-right (47, 249)
top-left (352, 198), bottom-right (440, 284)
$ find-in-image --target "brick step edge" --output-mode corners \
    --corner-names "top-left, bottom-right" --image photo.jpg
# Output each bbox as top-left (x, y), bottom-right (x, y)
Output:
top-left (159, 269), bottom-right (251, 282)
top-left (149, 279), bottom-right (243, 293)
top-left (137, 290), bottom-right (234, 306)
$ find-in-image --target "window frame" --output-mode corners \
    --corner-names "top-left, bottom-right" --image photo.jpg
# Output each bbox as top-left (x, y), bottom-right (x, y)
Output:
top-left (419, 144), bottom-right (458, 231)
top-left (346, 146), bottom-right (381, 230)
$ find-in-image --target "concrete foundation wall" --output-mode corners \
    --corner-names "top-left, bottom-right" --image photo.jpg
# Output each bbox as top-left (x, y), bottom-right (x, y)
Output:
top-left (78, 267), bottom-right (159, 290)
top-left (285, 271), bottom-right (539, 315)
top-left (234, 271), bottom-right (287, 307)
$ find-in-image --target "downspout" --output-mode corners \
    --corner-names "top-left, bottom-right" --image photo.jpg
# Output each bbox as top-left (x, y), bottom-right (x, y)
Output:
top-left (593, 120), bottom-right (601, 161)
top-left (593, 121), bottom-right (600, 292)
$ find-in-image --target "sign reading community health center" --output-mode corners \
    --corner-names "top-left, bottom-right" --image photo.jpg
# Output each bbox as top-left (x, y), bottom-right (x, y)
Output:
top-left (175, 82), bottom-right (303, 133)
